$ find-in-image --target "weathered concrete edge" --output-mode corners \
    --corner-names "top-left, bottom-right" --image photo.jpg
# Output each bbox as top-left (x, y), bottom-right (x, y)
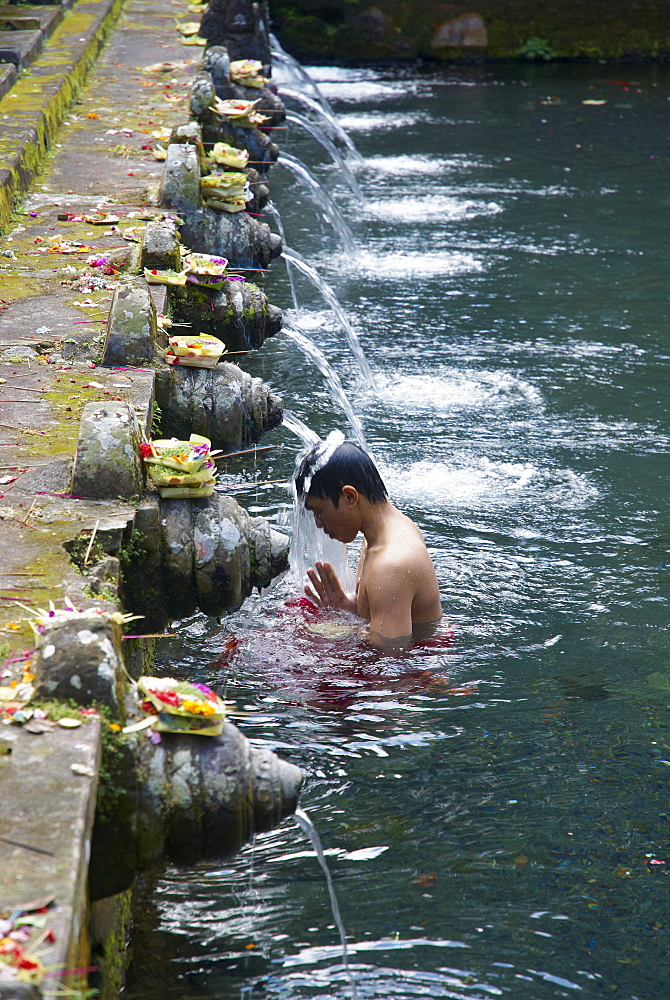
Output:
top-left (0, 722), bottom-right (102, 999)
top-left (0, 0), bottom-right (127, 231)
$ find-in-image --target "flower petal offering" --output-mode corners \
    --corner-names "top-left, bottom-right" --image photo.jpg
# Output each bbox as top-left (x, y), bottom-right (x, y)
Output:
top-left (137, 676), bottom-right (226, 735)
top-left (229, 59), bottom-right (269, 89)
top-left (142, 434), bottom-right (220, 498)
top-left (208, 142), bottom-right (249, 169)
top-left (182, 252), bottom-right (229, 276)
top-left (212, 96), bottom-right (269, 128)
top-left (200, 173), bottom-right (250, 213)
top-left (165, 334), bottom-right (225, 367)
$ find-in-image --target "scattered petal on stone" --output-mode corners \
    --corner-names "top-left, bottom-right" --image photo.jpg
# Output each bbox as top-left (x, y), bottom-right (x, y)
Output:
top-left (71, 762), bottom-right (95, 777)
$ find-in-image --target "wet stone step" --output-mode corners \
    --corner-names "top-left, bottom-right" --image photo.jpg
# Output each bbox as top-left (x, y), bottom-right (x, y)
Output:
top-left (0, 27), bottom-right (43, 66)
top-left (0, 60), bottom-right (16, 98)
top-left (0, 5), bottom-right (64, 37)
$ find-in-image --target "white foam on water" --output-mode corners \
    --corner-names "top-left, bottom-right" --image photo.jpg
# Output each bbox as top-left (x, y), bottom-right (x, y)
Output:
top-left (375, 370), bottom-right (543, 410)
top-left (336, 112), bottom-right (429, 131)
top-left (283, 307), bottom-right (338, 333)
top-left (302, 65), bottom-right (386, 82)
top-left (364, 154), bottom-right (488, 175)
top-left (315, 80), bottom-right (418, 102)
top-left (351, 249), bottom-right (484, 279)
top-left (365, 196), bottom-right (503, 223)
top-left (380, 457), bottom-right (597, 511)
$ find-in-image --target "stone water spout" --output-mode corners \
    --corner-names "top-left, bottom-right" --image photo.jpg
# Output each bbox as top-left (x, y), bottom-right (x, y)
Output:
top-left (154, 361), bottom-right (283, 451)
top-left (190, 71), bottom-right (279, 177)
top-left (68, 402), bottom-right (289, 623)
top-left (198, 0), bottom-right (272, 70)
top-left (125, 492), bottom-right (289, 623)
top-left (90, 720), bottom-right (302, 899)
top-left (31, 613), bottom-right (303, 902)
top-left (159, 140), bottom-right (281, 273)
top-left (165, 269), bottom-right (283, 352)
top-left (203, 45), bottom-right (286, 129)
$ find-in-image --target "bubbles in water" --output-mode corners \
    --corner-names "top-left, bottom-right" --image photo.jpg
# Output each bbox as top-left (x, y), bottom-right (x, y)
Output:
top-left (366, 196), bottom-right (503, 223)
top-left (352, 249), bottom-right (484, 279)
top-left (364, 153), bottom-right (488, 175)
top-left (336, 112), bottom-right (430, 132)
top-left (380, 455), bottom-right (598, 512)
top-left (374, 370), bottom-right (543, 410)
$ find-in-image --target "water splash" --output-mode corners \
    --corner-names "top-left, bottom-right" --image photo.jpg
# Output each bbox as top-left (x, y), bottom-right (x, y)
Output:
top-left (294, 807), bottom-right (358, 1000)
top-left (282, 408), bottom-right (321, 447)
top-left (270, 39), bottom-right (337, 121)
top-left (283, 322), bottom-right (366, 446)
top-left (278, 87), bottom-right (363, 163)
top-left (289, 452), bottom-right (353, 590)
top-left (264, 202), bottom-right (298, 310)
top-left (286, 111), bottom-right (365, 203)
top-left (277, 152), bottom-right (357, 254)
top-left (283, 246), bottom-right (376, 386)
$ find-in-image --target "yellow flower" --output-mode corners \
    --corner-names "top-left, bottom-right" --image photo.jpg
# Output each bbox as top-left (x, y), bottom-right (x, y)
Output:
top-left (182, 699), bottom-right (215, 716)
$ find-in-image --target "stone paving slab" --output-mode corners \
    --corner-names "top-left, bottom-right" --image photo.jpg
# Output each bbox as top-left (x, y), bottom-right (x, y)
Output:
top-left (0, 0), bottom-right (126, 228)
top-left (0, 719), bottom-right (101, 991)
top-left (0, 61), bottom-right (15, 99)
top-left (0, 28), bottom-right (44, 68)
top-left (0, 6), bottom-right (64, 37)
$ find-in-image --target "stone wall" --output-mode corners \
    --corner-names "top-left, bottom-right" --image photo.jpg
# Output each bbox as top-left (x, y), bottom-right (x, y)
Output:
top-left (269, 0), bottom-right (670, 63)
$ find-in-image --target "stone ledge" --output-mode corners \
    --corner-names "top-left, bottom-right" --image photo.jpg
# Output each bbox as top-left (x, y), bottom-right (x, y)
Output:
top-left (0, 61), bottom-right (16, 99)
top-left (0, 0), bottom-right (126, 230)
top-left (0, 721), bottom-right (101, 997)
top-left (0, 29), bottom-right (44, 68)
top-left (0, 6), bottom-right (65, 38)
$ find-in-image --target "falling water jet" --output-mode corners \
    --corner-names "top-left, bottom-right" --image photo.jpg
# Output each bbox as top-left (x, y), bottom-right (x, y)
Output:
top-left (294, 807), bottom-right (358, 1000)
top-left (277, 153), bottom-right (356, 255)
top-left (289, 480), bottom-right (352, 604)
top-left (278, 87), bottom-right (364, 164)
top-left (265, 202), bottom-right (299, 310)
top-left (270, 36), bottom-right (337, 119)
top-left (282, 408), bottom-right (320, 447)
top-left (282, 247), bottom-right (375, 386)
top-left (283, 322), bottom-right (366, 447)
top-left (285, 112), bottom-right (365, 204)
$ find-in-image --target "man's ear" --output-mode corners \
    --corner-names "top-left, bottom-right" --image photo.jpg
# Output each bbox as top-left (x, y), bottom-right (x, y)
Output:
top-left (341, 485), bottom-right (359, 506)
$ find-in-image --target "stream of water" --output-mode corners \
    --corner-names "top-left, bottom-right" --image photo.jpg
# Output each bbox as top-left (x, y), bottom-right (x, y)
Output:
top-left (126, 62), bottom-right (670, 1000)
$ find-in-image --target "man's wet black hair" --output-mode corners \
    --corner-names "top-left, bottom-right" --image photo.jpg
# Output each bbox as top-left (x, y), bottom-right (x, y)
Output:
top-left (295, 440), bottom-right (388, 507)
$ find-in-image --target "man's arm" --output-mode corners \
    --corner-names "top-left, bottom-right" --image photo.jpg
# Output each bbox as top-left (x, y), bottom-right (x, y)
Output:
top-left (304, 561), bottom-right (358, 615)
top-left (362, 566), bottom-right (414, 641)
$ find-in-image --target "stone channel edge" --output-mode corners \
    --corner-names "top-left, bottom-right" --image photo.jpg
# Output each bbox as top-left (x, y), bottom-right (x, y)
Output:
top-left (0, 0), bottom-right (126, 231)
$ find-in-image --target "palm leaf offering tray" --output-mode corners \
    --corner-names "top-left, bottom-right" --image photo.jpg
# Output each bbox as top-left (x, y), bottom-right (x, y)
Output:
top-left (208, 142), bottom-right (249, 169)
top-left (144, 268), bottom-right (188, 285)
top-left (165, 334), bottom-right (226, 367)
top-left (212, 96), bottom-right (269, 128)
top-left (200, 172), bottom-right (250, 213)
top-left (181, 251), bottom-right (244, 288)
top-left (229, 59), bottom-right (269, 89)
top-left (145, 252), bottom-right (244, 291)
top-left (137, 676), bottom-right (226, 735)
top-left (182, 251), bottom-right (228, 276)
top-left (141, 434), bottom-right (221, 497)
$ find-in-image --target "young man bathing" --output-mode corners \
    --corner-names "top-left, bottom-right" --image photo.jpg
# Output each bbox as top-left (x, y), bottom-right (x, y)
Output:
top-left (294, 436), bottom-right (442, 647)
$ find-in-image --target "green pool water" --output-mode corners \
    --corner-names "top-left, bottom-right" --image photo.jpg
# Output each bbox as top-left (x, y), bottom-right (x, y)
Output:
top-left (125, 61), bottom-right (670, 1000)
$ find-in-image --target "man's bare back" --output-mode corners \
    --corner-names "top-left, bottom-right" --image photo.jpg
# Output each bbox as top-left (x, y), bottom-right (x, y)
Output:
top-left (295, 436), bottom-right (442, 645)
